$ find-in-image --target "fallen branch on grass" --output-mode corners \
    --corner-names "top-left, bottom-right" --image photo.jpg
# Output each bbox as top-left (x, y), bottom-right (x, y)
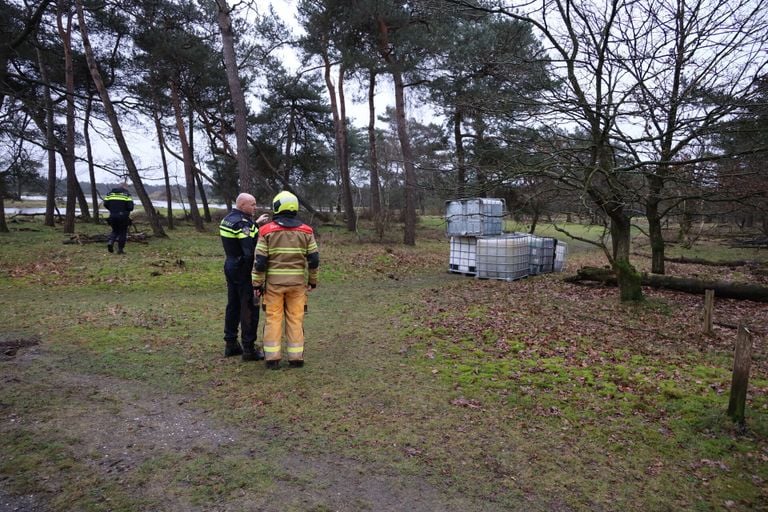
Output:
top-left (565, 266), bottom-right (768, 302)
top-left (729, 237), bottom-right (768, 249)
top-left (63, 232), bottom-right (151, 245)
top-left (631, 252), bottom-right (764, 268)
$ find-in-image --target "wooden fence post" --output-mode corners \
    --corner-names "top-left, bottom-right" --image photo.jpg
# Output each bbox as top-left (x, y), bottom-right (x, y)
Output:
top-left (727, 321), bottom-right (753, 426)
top-left (703, 289), bottom-right (714, 334)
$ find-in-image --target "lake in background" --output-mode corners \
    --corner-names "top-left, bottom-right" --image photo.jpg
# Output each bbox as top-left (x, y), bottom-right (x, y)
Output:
top-left (5, 196), bottom-right (228, 216)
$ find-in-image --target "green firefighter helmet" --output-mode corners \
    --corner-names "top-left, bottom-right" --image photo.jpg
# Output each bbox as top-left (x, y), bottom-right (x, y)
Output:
top-left (272, 191), bottom-right (299, 214)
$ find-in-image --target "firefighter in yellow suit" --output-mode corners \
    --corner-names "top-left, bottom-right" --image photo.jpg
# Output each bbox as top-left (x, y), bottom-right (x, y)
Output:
top-left (253, 191), bottom-right (319, 369)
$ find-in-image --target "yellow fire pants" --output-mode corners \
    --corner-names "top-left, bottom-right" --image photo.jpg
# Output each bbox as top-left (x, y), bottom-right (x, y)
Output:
top-left (262, 284), bottom-right (307, 361)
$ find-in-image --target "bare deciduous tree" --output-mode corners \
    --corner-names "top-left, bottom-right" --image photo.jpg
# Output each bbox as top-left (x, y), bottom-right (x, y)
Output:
top-left (612, 0), bottom-right (768, 274)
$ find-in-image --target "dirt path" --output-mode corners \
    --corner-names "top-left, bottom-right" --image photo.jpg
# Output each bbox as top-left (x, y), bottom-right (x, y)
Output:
top-left (1, 313), bottom-right (503, 512)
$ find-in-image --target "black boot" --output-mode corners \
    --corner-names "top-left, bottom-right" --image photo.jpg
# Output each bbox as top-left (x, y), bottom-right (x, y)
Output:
top-left (265, 360), bottom-right (280, 370)
top-left (224, 341), bottom-right (243, 357)
top-left (288, 360), bottom-right (304, 368)
top-left (241, 344), bottom-right (265, 361)
top-left (107, 242), bottom-right (114, 253)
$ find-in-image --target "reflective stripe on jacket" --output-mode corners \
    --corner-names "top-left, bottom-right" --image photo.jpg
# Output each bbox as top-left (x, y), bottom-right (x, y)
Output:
top-left (219, 209), bottom-right (257, 266)
top-left (103, 188), bottom-right (134, 218)
top-left (253, 219), bottom-right (318, 287)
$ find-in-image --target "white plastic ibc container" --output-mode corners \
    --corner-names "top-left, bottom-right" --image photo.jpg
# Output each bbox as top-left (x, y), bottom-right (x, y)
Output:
top-left (528, 236), bottom-right (556, 275)
top-left (449, 236), bottom-right (477, 275)
top-left (554, 241), bottom-right (568, 272)
top-left (445, 198), bottom-right (505, 236)
top-left (476, 234), bottom-right (530, 281)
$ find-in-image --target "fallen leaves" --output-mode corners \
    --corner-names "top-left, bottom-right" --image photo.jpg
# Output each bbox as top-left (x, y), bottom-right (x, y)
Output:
top-left (450, 397), bottom-right (483, 409)
top-left (410, 261), bottom-right (768, 376)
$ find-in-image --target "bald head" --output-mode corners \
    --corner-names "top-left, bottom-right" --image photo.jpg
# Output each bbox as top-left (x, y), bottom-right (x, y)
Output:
top-left (235, 193), bottom-right (257, 216)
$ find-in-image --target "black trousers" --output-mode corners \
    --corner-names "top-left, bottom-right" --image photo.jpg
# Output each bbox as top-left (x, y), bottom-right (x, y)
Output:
top-left (107, 216), bottom-right (130, 249)
top-left (223, 260), bottom-right (259, 346)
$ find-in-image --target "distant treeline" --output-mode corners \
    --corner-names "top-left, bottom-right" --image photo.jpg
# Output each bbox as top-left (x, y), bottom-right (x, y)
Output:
top-left (9, 179), bottom-right (214, 203)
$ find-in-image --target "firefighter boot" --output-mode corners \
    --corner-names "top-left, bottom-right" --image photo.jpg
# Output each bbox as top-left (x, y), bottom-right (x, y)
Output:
top-left (288, 361), bottom-right (304, 368)
top-left (224, 341), bottom-right (243, 357)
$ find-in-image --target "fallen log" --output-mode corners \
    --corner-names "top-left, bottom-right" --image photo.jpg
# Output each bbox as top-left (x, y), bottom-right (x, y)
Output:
top-left (565, 266), bottom-right (768, 302)
top-left (63, 232), bottom-right (150, 245)
top-left (632, 252), bottom-right (764, 268)
top-left (730, 237), bottom-right (768, 249)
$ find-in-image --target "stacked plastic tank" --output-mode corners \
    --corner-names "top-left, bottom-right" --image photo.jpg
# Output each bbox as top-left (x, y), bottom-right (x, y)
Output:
top-left (554, 241), bottom-right (568, 272)
top-left (476, 234), bottom-right (530, 281)
top-left (445, 198), bottom-right (505, 237)
top-left (449, 236), bottom-right (478, 274)
top-left (528, 235), bottom-right (556, 275)
top-left (446, 198), bottom-right (567, 281)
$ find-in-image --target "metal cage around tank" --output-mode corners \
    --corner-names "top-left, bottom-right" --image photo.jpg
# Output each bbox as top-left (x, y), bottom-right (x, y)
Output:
top-left (475, 234), bottom-right (530, 281)
top-left (445, 198), bottom-right (505, 237)
top-left (444, 198), bottom-right (567, 281)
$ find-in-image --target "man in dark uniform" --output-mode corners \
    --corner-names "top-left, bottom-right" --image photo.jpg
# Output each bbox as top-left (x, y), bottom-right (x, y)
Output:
top-left (219, 193), bottom-right (269, 360)
top-left (103, 183), bottom-right (134, 254)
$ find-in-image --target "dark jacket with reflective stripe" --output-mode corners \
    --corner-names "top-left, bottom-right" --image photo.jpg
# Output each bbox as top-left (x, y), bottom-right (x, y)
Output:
top-left (219, 208), bottom-right (257, 268)
top-left (103, 187), bottom-right (134, 219)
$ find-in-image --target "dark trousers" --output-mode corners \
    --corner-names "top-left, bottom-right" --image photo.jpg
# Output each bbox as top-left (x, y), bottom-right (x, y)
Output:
top-left (224, 261), bottom-right (259, 347)
top-left (107, 216), bottom-right (130, 250)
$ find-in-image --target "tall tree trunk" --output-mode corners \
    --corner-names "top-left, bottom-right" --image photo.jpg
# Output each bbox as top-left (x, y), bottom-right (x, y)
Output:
top-left (454, 109), bottom-right (466, 198)
top-left (83, 94), bottom-right (99, 222)
top-left (367, 69), bottom-right (382, 217)
top-left (473, 116), bottom-right (488, 197)
top-left (588, 116), bottom-right (643, 301)
top-left (175, 177), bottom-right (188, 217)
top-left (376, 18), bottom-right (416, 245)
top-left (678, 199), bottom-right (693, 243)
top-left (609, 210), bottom-right (642, 302)
top-left (75, 178), bottom-right (91, 222)
top-left (646, 0), bottom-right (686, 273)
top-left (0, 181), bottom-right (7, 233)
top-left (188, 108), bottom-right (210, 223)
top-left (74, 0), bottom-right (166, 238)
top-left (646, 173), bottom-right (665, 274)
top-left (36, 46), bottom-right (57, 228)
top-left (529, 208), bottom-right (540, 234)
top-left (215, 0), bottom-right (253, 194)
top-left (322, 49), bottom-right (356, 231)
top-left (169, 80), bottom-right (204, 231)
top-left (152, 108), bottom-right (174, 229)
top-left (195, 171), bottom-right (211, 222)
top-left (585, 160), bottom-right (642, 301)
top-left (56, 2), bottom-right (77, 233)
top-left (337, 66), bottom-right (356, 230)
top-left (283, 112), bottom-right (295, 183)
top-left (391, 69), bottom-right (417, 246)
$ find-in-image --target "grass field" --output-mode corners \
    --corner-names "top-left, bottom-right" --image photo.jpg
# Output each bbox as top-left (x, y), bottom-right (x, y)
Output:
top-left (1, 213), bottom-right (767, 511)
